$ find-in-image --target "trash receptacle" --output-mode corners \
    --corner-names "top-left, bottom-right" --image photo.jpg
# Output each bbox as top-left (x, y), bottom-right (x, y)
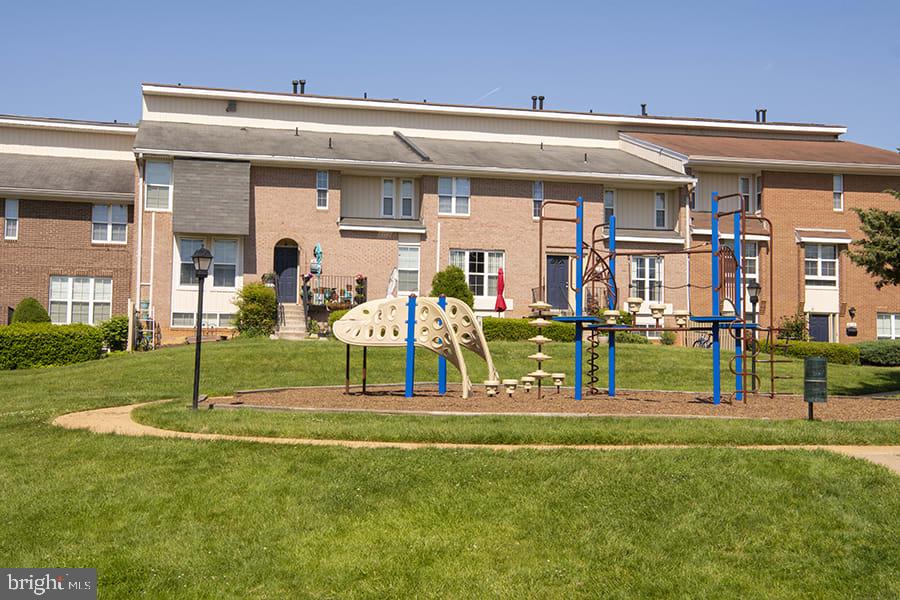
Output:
top-left (804, 356), bottom-right (827, 419)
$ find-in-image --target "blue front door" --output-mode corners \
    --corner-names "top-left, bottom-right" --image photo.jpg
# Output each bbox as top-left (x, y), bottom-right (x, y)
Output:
top-left (274, 246), bottom-right (298, 303)
top-left (546, 255), bottom-right (569, 310)
top-left (809, 314), bottom-right (829, 342)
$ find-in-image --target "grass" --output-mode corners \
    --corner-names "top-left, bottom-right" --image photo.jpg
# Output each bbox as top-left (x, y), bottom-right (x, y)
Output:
top-left (1, 338), bottom-right (900, 597)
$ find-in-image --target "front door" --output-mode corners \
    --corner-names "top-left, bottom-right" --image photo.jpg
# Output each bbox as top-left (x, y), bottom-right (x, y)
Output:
top-left (546, 255), bottom-right (569, 310)
top-left (809, 314), bottom-right (830, 342)
top-left (274, 246), bottom-right (298, 303)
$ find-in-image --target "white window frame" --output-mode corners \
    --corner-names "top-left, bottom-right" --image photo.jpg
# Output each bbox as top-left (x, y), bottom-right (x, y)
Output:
top-left (400, 179), bottom-right (414, 219)
top-left (877, 313), bottom-right (900, 340)
top-left (144, 161), bottom-right (173, 212)
top-left (316, 170), bottom-right (329, 210)
top-left (48, 275), bottom-right (113, 325)
top-left (755, 175), bottom-right (763, 213)
top-left (804, 244), bottom-right (838, 288)
top-left (91, 204), bottom-right (128, 244)
top-left (4, 199), bottom-right (19, 240)
top-left (212, 238), bottom-right (239, 290)
top-left (630, 256), bottom-right (663, 303)
top-left (654, 192), bottom-right (667, 229)
top-left (833, 174), bottom-right (844, 212)
top-left (604, 189), bottom-right (616, 223)
top-left (722, 240), bottom-right (758, 282)
top-left (532, 181), bottom-right (543, 219)
top-left (438, 177), bottom-right (470, 216)
top-left (449, 249), bottom-right (505, 298)
top-left (177, 237), bottom-right (205, 287)
top-left (171, 311), bottom-right (236, 329)
top-left (738, 176), bottom-right (753, 213)
top-left (381, 178), bottom-right (395, 218)
top-left (397, 244), bottom-right (420, 294)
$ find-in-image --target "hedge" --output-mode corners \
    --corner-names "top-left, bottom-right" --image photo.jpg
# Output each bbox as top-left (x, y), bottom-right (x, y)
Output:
top-left (98, 315), bottom-right (129, 351)
top-left (480, 317), bottom-right (650, 344)
top-left (761, 339), bottom-right (859, 365)
top-left (0, 323), bottom-right (104, 370)
top-left (854, 340), bottom-right (900, 366)
top-left (328, 309), bottom-right (349, 330)
top-left (11, 297), bottom-right (51, 324)
top-left (234, 283), bottom-right (277, 337)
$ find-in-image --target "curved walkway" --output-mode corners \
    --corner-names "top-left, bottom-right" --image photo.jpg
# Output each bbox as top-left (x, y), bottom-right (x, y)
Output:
top-left (52, 402), bottom-right (900, 474)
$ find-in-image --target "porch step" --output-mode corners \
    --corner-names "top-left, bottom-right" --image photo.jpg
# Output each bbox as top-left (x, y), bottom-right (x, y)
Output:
top-left (275, 302), bottom-right (308, 340)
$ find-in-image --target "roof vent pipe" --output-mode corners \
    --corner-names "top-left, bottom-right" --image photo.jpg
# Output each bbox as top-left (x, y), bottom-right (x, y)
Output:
top-left (761, 109), bottom-right (767, 122)
top-left (755, 109), bottom-right (761, 122)
top-left (291, 80), bottom-right (299, 94)
top-left (641, 103), bottom-right (648, 116)
top-left (538, 96), bottom-right (545, 110)
top-left (531, 96), bottom-right (538, 110)
top-left (299, 80), bottom-right (306, 94)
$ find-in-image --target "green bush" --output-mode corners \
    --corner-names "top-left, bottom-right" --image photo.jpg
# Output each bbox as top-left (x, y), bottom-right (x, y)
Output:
top-left (855, 340), bottom-right (900, 366)
top-left (11, 297), bottom-right (51, 324)
top-left (482, 317), bottom-right (576, 342)
top-left (615, 331), bottom-right (650, 344)
top-left (328, 309), bottom-right (349, 330)
top-left (660, 331), bottom-right (677, 346)
top-left (777, 312), bottom-right (809, 341)
top-left (0, 323), bottom-right (104, 369)
top-left (98, 315), bottom-right (129, 351)
top-left (233, 283), bottom-right (277, 337)
top-left (762, 340), bottom-right (859, 365)
top-left (430, 266), bottom-right (474, 308)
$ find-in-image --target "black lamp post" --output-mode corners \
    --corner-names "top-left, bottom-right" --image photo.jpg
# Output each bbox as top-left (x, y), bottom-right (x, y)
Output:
top-left (191, 245), bottom-right (213, 410)
top-left (747, 280), bottom-right (762, 393)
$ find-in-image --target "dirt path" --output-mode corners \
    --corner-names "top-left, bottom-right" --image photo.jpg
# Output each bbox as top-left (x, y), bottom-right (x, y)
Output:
top-left (52, 402), bottom-right (900, 475)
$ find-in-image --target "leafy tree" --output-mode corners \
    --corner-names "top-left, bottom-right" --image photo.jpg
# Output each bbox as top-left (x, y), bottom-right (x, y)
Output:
top-left (846, 189), bottom-right (900, 289)
top-left (11, 297), bottom-right (51, 324)
top-left (777, 312), bottom-right (809, 341)
top-left (429, 265), bottom-right (474, 307)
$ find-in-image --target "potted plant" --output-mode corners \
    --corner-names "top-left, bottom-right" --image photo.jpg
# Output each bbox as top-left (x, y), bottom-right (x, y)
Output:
top-left (261, 272), bottom-right (277, 288)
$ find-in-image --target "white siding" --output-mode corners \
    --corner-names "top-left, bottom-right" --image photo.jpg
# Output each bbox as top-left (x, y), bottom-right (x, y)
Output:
top-left (0, 125), bottom-right (135, 160)
top-left (615, 188), bottom-right (677, 229)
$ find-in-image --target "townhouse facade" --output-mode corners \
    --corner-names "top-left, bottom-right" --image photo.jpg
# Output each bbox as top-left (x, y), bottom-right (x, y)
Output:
top-left (1, 83), bottom-right (898, 345)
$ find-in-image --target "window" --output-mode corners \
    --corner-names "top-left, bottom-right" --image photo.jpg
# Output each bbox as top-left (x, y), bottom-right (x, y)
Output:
top-left (833, 174), bottom-right (843, 211)
top-left (49, 276), bottom-right (112, 325)
top-left (630, 256), bottom-right (663, 302)
top-left (532, 181), bottom-right (544, 219)
top-left (145, 161), bottom-right (172, 211)
top-left (654, 192), bottom-right (666, 228)
top-left (316, 171), bottom-right (329, 209)
top-left (877, 313), bottom-right (900, 339)
top-left (397, 245), bottom-right (420, 293)
top-left (756, 176), bottom-right (763, 212)
top-left (722, 240), bottom-right (758, 281)
top-left (604, 190), bottom-right (615, 223)
top-left (92, 204), bottom-right (127, 243)
top-left (213, 239), bottom-right (238, 288)
top-left (739, 177), bottom-right (751, 213)
top-left (689, 189), bottom-right (696, 210)
top-left (382, 179), bottom-right (395, 217)
top-left (401, 179), bottom-right (414, 218)
top-left (450, 249), bottom-right (504, 297)
top-left (804, 244), bottom-right (838, 287)
top-left (438, 177), bottom-right (470, 215)
top-left (4, 199), bottom-right (18, 240)
top-left (179, 238), bottom-right (204, 285)
top-left (171, 312), bottom-right (236, 328)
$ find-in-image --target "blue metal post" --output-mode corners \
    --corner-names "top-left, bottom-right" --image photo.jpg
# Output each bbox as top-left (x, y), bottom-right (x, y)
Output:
top-left (608, 214), bottom-right (616, 398)
top-left (574, 196), bottom-right (584, 400)
top-left (711, 193), bottom-right (721, 405)
top-left (405, 294), bottom-right (417, 398)
top-left (733, 212), bottom-right (743, 401)
top-left (438, 294), bottom-right (447, 395)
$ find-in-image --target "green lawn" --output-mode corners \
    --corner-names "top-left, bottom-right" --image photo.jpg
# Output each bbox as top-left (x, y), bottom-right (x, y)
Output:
top-left (2, 338), bottom-right (900, 598)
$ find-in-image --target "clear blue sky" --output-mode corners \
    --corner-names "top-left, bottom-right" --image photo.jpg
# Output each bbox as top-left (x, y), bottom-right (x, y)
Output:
top-left (1, 0), bottom-right (898, 150)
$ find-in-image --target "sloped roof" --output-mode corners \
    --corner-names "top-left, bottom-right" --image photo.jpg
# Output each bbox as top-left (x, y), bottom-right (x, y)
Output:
top-left (0, 153), bottom-right (134, 200)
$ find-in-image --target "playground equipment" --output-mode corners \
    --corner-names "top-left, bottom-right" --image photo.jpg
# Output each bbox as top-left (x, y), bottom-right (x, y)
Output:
top-left (536, 192), bottom-right (785, 405)
top-left (526, 301), bottom-right (554, 398)
top-left (332, 294), bottom-right (498, 399)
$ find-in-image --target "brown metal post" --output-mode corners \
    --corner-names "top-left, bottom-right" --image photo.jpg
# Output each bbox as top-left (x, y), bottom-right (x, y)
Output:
top-left (344, 344), bottom-right (350, 393)
top-left (362, 346), bottom-right (367, 394)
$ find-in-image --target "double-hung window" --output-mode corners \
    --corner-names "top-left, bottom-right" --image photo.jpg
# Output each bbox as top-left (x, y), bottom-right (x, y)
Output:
top-left (877, 313), bottom-right (900, 339)
top-left (438, 177), bottom-right (470, 215)
top-left (630, 256), bottom-right (663, 302)
top-left (756, 176), bottom-right (763, 212)
top-left (722, 240), bottom-right (758, 282)
top-left (49, 275), bottom-right (112, 324)
top-left (401, 179), bottom-right (414, 218)
top-left (145, 161), bottom-right (172, 211)
top-left (213, 239), bottom-right (238, 288)
top-left (833, 174), bottom-right (843, 211)
top-left (604, 190), bottom-right (616, 223)
top-left (397, 245), bottom-right (420, 293)
top-left (804, 244), bottom-right (838, 287)
top-left (532, 181), bottom-right (543, 219)
top-left (382, 179), bottom-right (395, 217)
top-left (92, 204), bottom-right (127, 243)
top-left (4, 199), bottom-right (18, 240)
top-left (316, 171), bottom-right (329, 209)
top-left (654, 192), bottom-right (666, 228)
top-left (179, 238), bottom-right (204, 285)
top-left (449, 249), bottom-right (504, 297)
top-left (739, 176), bottom-right (752, 213)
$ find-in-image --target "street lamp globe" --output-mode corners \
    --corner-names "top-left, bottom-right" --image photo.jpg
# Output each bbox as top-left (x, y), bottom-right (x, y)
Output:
top-left (192, 245), bottom-right (213, 278)
top-left (747, 280), bottom-right (761, 306)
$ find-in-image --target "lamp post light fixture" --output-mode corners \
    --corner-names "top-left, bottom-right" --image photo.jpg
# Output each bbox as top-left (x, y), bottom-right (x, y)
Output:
top-left (747, 280), bottom-right (762, 393)
top-left (191, 245), bottom-right (213, 410)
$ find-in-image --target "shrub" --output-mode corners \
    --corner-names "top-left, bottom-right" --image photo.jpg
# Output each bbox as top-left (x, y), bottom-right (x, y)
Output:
top-left (430, 266), bottom-right (474, 308)
top-left (11, 297), bottom-right (51, 324)
top-left (777, 312), bottom-right (809, 341)
top-left (615, 331), bottom-right (650, 344)
top-left (482, 317), bottom-right (576, 342)
top-left (328, 309), bottom-right (349, 330)
top-left (98, 315), bottom-right (130, 351)
top-left (855, 340), bottom-right (900, 366)
top-left (233, 283), bottom-right (277, 337)
top-left (762, 339), bottom-right (859, 365)
top-left (0, 323), bottom-right (104, 369)
top-left (660, 331), bottom-right (677, 346)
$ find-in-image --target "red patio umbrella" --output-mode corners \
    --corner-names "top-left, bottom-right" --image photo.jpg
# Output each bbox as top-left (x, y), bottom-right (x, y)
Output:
top-left (494, 267), bottom-right (507, 315)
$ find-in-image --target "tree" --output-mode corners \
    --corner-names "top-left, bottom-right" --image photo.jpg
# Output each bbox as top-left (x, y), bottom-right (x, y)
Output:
top-left (429, 265), bottom-right (474, 307)
top-left (846, 189), bottom-right (900, 289)
top-left (11, 297), bottom-right (51, 324)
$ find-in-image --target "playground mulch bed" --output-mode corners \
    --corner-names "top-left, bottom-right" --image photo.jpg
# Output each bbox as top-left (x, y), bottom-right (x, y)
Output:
top-left (219, 385), bottom-right (900, 422)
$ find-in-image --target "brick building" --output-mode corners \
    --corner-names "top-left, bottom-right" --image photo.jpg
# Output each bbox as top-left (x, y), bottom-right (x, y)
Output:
top-left (1, 84), bottom-right (898, 344)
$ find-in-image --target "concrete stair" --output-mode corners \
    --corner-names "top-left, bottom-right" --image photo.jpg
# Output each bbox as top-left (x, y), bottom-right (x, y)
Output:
top-left (275, 303), bottom-right (308, 341)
